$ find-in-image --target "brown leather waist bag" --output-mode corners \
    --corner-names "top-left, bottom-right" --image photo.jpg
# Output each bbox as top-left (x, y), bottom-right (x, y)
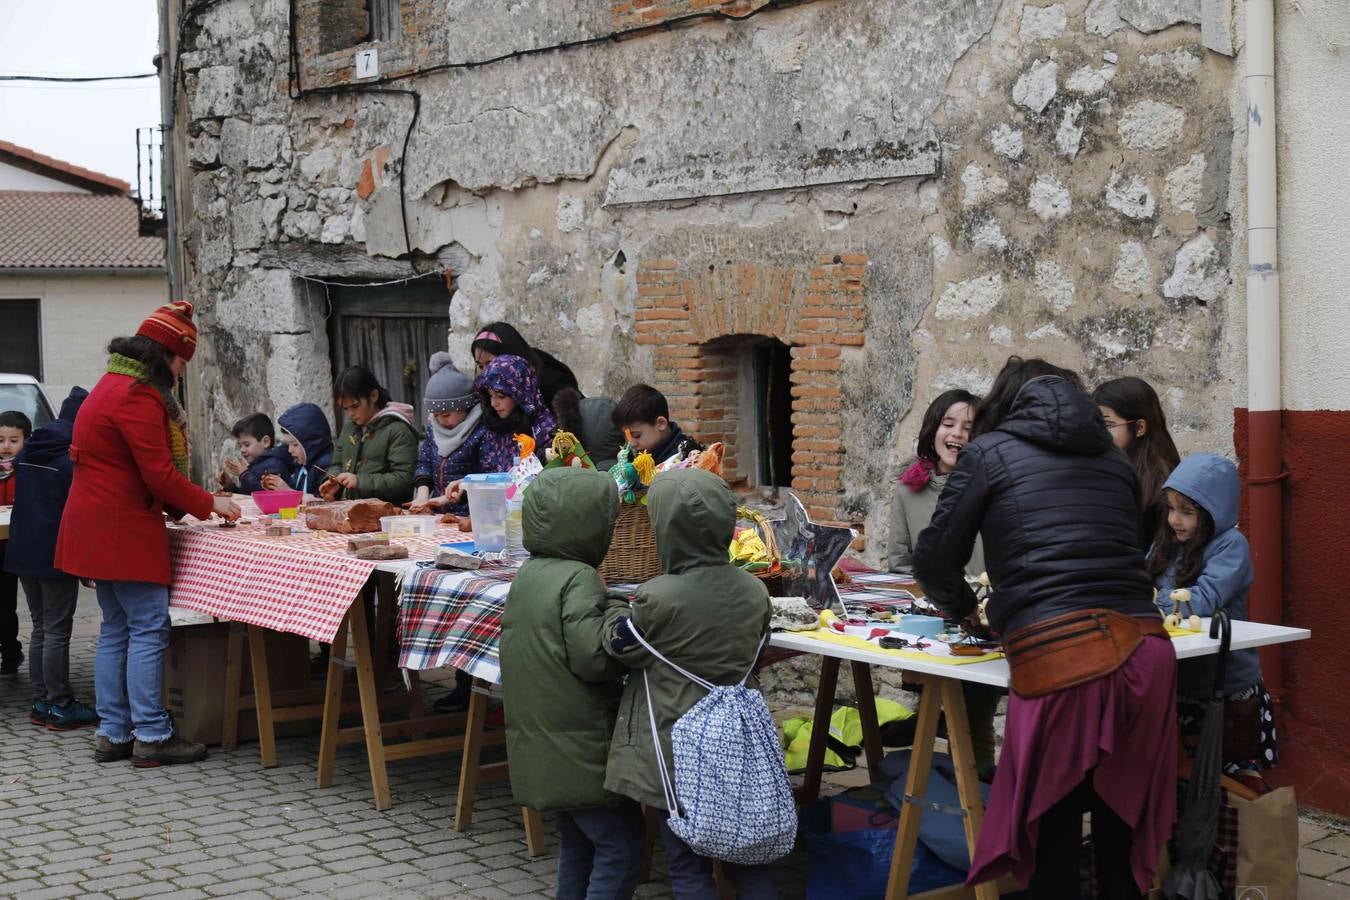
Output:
top-left (1004, 608), bottom-right (1167, 698)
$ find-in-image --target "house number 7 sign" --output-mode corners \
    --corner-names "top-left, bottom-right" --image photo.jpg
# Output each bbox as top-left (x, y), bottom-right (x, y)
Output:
top-left (355, 48), bottom-right (379, 80)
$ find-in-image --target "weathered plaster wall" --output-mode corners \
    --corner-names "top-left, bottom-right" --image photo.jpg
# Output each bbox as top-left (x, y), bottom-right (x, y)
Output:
top-left (175, 0), bottom-right (1236, 535)
top-left (175, 0), bottom-right (1004, 489)
top-left (890, 0), bottom-right (1239, 515)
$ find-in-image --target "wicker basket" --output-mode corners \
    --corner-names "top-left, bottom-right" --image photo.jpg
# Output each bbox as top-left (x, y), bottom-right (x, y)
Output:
top-left (735, 507), bottom-right (784, 595)
top-left (599, 494), bottom-right (663, 584)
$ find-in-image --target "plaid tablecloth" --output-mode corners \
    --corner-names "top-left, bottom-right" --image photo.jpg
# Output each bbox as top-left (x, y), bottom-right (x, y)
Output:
top-left (396, 564), bottom-right (519, 683)
top-left (167, 515), bottom-right (467, 643)
top-left (393, 565), bottom-right (933, 684)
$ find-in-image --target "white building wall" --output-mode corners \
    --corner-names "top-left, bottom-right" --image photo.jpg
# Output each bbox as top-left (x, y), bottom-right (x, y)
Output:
top-left (0, 160), bottom-right (92, 193)
top-left (1274, 7), bottom-right (1350, 413)
top-left (0, 273), bottom-right (167, 402)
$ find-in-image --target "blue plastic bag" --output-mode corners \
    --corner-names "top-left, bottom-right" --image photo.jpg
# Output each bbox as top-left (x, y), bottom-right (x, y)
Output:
top-left (800, 800), bottom-right (965, 900)
top-left (876, 750), bottom-right (992, 871)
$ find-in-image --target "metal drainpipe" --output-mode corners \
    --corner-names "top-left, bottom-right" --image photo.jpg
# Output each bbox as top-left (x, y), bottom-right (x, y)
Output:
top-left (1245, 0), bottom-right (1284, 695)
top-left (157, 0), bottom-right (182, 301)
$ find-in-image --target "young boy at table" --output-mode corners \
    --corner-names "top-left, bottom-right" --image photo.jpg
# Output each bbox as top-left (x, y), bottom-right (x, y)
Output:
top-left (4, 389), bottom-right (98, 729)
top-left (500, 466), bottom-right (643, 899)
top-left (602, 468), bottom-right (775, 898)
top-left (0, 409), bottom-right (33, 674)
top-left (219, 413), bottom-right (292, 494)
top-left (611, 384), bottom-right (700, 466)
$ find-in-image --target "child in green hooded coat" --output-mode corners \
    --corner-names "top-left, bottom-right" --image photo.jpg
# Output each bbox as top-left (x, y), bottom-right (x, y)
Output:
top-left (603, 468), bottom-right (776, 899)
top-left (500, 466), bottom-right (643, 899)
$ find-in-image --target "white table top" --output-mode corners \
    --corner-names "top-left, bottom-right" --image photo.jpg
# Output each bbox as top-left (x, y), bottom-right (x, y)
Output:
top-left (769, 618), bottom-right (1312, 689)
top-left (0, 505), bottom-right (10, 540)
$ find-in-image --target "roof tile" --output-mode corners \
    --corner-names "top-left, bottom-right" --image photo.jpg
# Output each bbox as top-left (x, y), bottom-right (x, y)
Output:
top-left (0, 191), bottom-right (164, 269)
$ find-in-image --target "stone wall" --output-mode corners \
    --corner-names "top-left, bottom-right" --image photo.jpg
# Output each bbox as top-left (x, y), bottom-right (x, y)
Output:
top-left (902, 0), bottom-right (1239, 481)
top-left (172, 0), bottom-right (1238, 543)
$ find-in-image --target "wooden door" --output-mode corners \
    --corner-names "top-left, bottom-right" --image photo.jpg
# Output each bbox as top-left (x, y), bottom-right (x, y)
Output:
top-left (328, 277), bottom-right (451, 424)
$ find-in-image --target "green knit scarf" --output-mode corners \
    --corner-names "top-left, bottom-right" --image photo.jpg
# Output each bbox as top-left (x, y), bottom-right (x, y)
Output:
top-left (108, 352), bottom-right (191, 478)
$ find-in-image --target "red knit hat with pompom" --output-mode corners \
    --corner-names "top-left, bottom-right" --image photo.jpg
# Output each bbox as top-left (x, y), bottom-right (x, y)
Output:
top-left (136, 300), bottom-right (198, 361)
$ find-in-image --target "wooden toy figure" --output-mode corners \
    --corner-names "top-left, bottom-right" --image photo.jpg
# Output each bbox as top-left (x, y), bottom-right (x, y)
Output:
top-left (1164, 587), bottom-right (1202, 632)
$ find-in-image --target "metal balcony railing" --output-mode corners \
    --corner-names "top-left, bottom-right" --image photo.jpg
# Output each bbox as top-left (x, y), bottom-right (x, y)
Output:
top-left (134, 125), bottom-right (166, 237)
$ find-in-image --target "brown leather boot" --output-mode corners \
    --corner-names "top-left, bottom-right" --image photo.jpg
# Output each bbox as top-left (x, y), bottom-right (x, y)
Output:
top-left (132, 734), bottom-right (207, 768)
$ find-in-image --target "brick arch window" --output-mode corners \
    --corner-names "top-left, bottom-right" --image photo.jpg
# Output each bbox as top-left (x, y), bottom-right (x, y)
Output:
top-left (635, 254), bottom-right (865, 522)
top-left (694, 335), bottom-right (793, 490)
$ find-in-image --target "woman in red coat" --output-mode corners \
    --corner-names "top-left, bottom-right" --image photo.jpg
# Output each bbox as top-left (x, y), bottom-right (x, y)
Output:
top-left (55, 301), bottom-right (240, 768)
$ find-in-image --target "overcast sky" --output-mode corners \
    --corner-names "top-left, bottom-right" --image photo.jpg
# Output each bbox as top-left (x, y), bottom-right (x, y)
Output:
top-left (0, 1), bottom-right (161, 189)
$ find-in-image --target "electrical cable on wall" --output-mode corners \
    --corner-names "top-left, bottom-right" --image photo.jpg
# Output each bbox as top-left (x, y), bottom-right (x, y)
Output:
top-left (170, 1), bottom-right (809, 278)
top-left (0, 72), bottom-right (157, 82)
top-left (270, 0), bottom-right (807, 277)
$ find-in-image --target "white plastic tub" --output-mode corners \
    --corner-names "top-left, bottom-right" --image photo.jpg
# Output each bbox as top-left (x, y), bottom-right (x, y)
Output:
top-left (380, 515), bottom-right (440, 537)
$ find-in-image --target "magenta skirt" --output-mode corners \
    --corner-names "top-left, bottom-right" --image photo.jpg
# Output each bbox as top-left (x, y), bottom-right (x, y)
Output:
top-left (968, 635), bottom-right (1178, 893)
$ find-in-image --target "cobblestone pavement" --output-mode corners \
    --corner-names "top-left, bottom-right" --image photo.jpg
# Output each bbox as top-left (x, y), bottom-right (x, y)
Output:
top-left (0, 592), bottom-right (1345, 898)
top-left (0, 594), bottom-right (810, 899)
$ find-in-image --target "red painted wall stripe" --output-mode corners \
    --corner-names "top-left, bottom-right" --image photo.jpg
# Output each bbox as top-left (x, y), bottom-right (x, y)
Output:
top-left (1235, 407), bottom-right (1350, 816)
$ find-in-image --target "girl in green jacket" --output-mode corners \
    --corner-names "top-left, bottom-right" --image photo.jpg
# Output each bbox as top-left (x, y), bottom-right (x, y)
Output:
top-left (319, 366), bottom-right (420, 505)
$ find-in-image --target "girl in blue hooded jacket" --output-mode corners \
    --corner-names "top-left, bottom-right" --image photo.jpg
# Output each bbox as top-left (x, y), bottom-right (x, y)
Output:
top-left (1147, 453), bottom-right (1276, 779)
top-left (261, 403), bottom-right (335, 496)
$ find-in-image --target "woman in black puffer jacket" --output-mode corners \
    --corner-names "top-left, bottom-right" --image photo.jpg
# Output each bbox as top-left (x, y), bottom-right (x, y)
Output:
top-left (914, 358), bottom-right (1175, 900)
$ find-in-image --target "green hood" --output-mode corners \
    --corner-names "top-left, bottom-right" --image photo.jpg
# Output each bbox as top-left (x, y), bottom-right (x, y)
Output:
top-left (523, 467), bottom-right (618, 565)
top-left (647, 469), bottom-right (735, 574)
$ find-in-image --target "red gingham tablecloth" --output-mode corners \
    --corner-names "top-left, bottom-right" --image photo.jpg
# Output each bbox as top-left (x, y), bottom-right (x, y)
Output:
top-left (167, 512), bottom-right (472, 643)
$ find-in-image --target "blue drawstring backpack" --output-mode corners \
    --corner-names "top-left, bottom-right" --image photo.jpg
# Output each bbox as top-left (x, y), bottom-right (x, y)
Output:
top-left (631, 626), bottom-right (797, 865)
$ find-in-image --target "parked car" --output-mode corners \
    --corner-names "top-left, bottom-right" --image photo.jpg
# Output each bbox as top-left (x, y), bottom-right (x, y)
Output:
top-left (0, 374), bottom-right (56, 429)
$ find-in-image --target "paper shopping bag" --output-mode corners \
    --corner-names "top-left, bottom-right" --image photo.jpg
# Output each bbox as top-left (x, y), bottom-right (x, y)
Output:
top-left (1233, 786), bottom-right (1298, 900)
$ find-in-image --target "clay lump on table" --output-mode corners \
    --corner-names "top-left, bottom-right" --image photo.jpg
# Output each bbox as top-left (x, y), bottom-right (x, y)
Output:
top-left (302, 499), bottom-right (400, 534)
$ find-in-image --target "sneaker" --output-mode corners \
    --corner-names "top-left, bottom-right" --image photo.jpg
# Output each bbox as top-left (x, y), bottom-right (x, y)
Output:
top-left (132, 734), bottom-right (208, 768)
top-left (94, 735), bottom-right (134, 763)
top-left (30, 700), bottom-right (49, 727)
top-left (0, 647), bottom-right (22, 675)
top-left (47, 701), bottom-right (99, 732)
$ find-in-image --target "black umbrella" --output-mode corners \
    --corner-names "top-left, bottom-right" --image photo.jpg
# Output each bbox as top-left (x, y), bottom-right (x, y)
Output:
top-left (1163, 610), bottom-right (1233, 900)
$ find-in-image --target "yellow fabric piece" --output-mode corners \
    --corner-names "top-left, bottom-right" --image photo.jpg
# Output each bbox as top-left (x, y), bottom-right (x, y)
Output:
top-left (729, 528), bottom-right (769, 565)
top-left (797, 627), bottom-right (1004, 665)
top-left (632, 451), bottom-right (656, 486)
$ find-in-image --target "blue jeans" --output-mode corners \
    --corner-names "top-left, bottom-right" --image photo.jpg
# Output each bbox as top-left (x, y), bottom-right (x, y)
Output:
top-left (556, 803), bottom-right (644, 900)
top-left (660, 819), bottom-right (778, 900)
top-left (95, 581), bottom-right (173, 743)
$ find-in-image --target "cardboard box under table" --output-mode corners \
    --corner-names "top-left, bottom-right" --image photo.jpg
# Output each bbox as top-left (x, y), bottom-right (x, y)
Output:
top-left (165, 510), bottom-right (543, 852)
top-left (164, 622), bottom-right (310, 745)
top-left (774, 576), bottom-right (1311, 900)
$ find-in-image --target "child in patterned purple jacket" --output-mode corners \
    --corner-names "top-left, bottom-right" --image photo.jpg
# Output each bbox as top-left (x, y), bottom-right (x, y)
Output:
top-left (474, 354), bottom-right (557, 471)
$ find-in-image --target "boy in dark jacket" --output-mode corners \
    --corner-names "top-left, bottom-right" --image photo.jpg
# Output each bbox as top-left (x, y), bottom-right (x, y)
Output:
top-left (220, 413), bottom-right (292, 494)
top-left (611, 384), bottom-right (699, 466)
top-left (500, 466), bottom-right (643, 900)
top-left (603, 468), bottom-right (774, 898)
top-left (4, 389), bottom-right (97, 728)
top-left (0, 408), bottom-right (33, 674)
